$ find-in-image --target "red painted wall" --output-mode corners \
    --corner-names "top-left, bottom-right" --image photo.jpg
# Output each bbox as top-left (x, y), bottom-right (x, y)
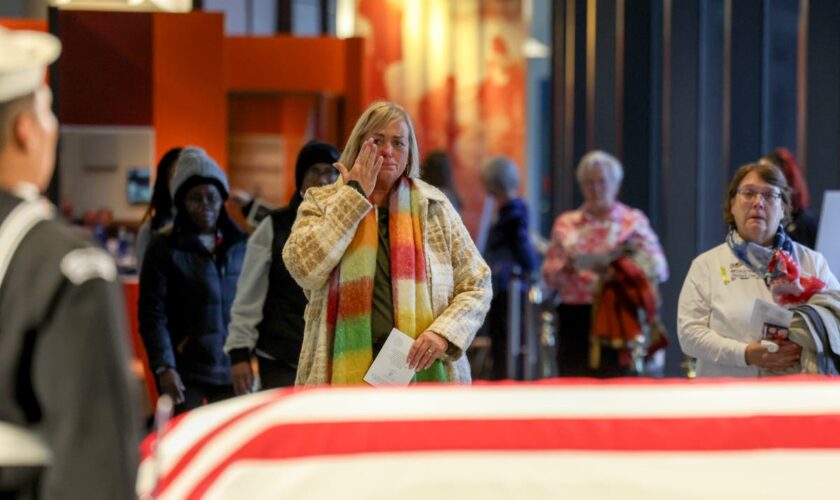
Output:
top-left (57, 11), bottom-right (153, 125)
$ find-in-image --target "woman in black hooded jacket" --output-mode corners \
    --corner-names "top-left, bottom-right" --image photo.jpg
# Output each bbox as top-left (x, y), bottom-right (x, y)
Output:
top-left (139, 146), bottom-right (247, 414)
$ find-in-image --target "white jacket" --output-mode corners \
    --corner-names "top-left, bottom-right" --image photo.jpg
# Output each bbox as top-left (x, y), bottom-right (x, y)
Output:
top-left (677, 242), bottom-right (839, 377)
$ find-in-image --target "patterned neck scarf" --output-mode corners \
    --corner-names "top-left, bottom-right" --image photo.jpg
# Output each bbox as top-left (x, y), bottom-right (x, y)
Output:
top-left (327, 177), bottom-right (447, 384)
top-left (726, 226), bottom-right (794, 285)
top-left (726, 226), bottom-right (825, 305)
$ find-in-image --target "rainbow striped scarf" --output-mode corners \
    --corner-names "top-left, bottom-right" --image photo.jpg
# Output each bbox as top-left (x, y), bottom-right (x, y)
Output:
top-left (328, 177), bottom-right (448, 384)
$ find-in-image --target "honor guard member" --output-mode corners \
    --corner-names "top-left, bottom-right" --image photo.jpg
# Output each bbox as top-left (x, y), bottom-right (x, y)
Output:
top-left (0, 27), bottom-right (139, 499)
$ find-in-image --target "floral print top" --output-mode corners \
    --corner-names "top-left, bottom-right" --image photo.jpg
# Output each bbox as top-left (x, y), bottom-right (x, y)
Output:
top-left (542, 202), bottom-right (668, 304)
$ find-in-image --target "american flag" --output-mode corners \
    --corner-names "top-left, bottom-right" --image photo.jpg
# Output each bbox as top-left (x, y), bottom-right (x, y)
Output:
top-left (137, 377), bottom-right (840, 499)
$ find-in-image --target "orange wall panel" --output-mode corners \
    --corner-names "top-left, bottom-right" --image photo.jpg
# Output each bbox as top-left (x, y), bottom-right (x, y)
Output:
top-left (278, 97), bottom-right (318, 200)
top-left (224, 36), bottom-right (346, 94)
top-left (57, 10), bottom-right (153, 125)
top-left (228, 94), bottom-right (285, 134)
top-left (0, 18), bottom-right (47, 31)
top-left (228, 94), bottom-right (318, 202)
top-left (343, 37), bottom-right (367, 141)
top-left (152, 12), bottom-right (227, 166)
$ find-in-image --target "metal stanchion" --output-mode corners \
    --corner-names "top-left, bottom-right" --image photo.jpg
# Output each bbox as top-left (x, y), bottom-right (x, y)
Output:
top-left (540, 306), bottom-right (558, 378)
top-left (506, 271), bottom-right (560, 381)
top-left (531, 279), bottom-right (559, 379)
top-left (627, 309), bottom-right (649, 376)
top-left (522, 276), bottom-right (539, 380)
top-left (506, 267), bottom-right (522, 380)
top-left (504, 270), bottom-right (561, 381)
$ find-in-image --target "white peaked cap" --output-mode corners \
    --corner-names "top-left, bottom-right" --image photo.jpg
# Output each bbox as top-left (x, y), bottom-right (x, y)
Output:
top-left (0, 27), bottom-right (61, 103)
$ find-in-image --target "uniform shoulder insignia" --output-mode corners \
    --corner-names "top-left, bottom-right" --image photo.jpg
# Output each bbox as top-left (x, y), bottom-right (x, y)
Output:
top-left (60, 247), bottom-right (117, 285)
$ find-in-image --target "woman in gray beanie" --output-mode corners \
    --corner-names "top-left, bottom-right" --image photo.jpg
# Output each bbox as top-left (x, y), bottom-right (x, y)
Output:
top-left (139, 147), bottom-right (247, 414)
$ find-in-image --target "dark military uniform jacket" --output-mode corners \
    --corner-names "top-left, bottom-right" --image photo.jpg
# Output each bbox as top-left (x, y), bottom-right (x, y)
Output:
top-left (0, 187), bottom-right (138, 499)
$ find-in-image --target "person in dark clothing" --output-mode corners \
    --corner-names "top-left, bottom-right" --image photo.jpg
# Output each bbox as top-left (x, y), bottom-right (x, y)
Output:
top-left (0, 27), bottom-right (138, 499)
top-left (480, 156), bottom-right (539, 380)
top-left (761, 147), bottom-right (819, 249)
top-left (135, 146), bottom-right (182, 272)
top-left (139, 146), bottom-right (247, 414)
top-left (421, 149), bottom-right (463, 212)
top-left (225, 140), bottom-right (340, 394)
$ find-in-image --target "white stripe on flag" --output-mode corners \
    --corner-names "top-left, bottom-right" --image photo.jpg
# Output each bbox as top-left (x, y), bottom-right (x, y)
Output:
top-left (201, 450), bottom-right (840, 500)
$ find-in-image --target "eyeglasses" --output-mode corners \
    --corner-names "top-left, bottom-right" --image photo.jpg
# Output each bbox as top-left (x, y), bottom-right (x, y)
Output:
top-left (305, 164), bottom-right (339, 179)
top-left (736, 187), bottom-right (782, 204)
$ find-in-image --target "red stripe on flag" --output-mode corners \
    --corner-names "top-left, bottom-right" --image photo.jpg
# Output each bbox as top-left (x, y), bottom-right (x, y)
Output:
top-left (154, 394), bottom-right (286, 493)
top-left (183, 413), bottom-right (840, 498)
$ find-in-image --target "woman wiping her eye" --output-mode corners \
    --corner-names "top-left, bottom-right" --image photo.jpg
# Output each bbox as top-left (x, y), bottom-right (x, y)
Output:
top-left (283, 101), bottom-right (492, 385)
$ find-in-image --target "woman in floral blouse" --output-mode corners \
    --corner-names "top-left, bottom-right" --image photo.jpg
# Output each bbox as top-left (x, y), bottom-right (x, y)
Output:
top-left (542, 150), bottom-right (668, 376)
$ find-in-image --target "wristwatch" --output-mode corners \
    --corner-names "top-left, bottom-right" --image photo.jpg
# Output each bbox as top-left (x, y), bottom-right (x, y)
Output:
top-left (347, 180), bottom-right (366, 196)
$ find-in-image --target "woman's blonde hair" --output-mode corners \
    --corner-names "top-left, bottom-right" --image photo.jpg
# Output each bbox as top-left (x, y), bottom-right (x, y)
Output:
top-left (338, 101), bottom-right (420, 179)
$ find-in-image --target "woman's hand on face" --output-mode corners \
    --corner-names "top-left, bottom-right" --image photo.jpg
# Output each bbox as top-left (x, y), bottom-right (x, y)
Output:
top-left (333, 138), bottom-right (383, 197)
top-left (407, 331), bottom-right (449, 372)
top-left (745, 340), bottom-right (802, 370)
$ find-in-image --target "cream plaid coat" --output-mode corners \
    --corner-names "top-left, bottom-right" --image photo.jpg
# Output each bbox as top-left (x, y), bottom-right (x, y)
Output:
top-left (282, 178), bottom-right (492, 385)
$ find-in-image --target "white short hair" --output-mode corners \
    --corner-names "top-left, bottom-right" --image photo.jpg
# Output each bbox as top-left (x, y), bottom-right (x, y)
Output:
top-left (576, 150), bottom-right (624, 185)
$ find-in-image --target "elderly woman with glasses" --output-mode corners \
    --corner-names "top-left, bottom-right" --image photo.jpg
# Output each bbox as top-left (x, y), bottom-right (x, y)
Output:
top-left (283, 101), bottom-right (491, 385)
top-left (677, 162), bottom-right (839, 377)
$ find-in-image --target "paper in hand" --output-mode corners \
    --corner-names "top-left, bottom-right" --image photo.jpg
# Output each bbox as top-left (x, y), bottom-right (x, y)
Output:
top-left (749, 298), bottom-right (793, 341)
top-left (575, 252), bottom-right (615, 270)
top-left (364, 328), bottom-right (416, 386)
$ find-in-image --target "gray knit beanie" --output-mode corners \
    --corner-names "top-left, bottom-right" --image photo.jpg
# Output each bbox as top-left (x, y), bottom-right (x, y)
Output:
top-left (169, 146), bottom-right (230, 204)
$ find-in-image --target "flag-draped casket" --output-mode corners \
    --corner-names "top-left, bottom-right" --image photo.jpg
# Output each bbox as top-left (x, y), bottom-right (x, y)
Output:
top-left (137, 377), bottom-right (840, 499)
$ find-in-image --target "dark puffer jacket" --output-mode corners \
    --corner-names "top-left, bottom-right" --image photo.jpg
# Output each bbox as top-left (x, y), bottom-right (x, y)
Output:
top-left (139, 218), bottom-right (246, 385)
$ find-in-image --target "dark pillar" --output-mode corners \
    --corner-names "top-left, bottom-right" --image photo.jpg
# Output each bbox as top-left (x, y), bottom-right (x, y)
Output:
top-left (277, 0), bottom-right (292, 33)
top-left (805, 0), bottom-right (840, 212)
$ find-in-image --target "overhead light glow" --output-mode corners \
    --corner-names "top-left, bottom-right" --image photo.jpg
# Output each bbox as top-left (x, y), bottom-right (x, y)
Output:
top-left (336, 0), bottom-right (356, 39)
